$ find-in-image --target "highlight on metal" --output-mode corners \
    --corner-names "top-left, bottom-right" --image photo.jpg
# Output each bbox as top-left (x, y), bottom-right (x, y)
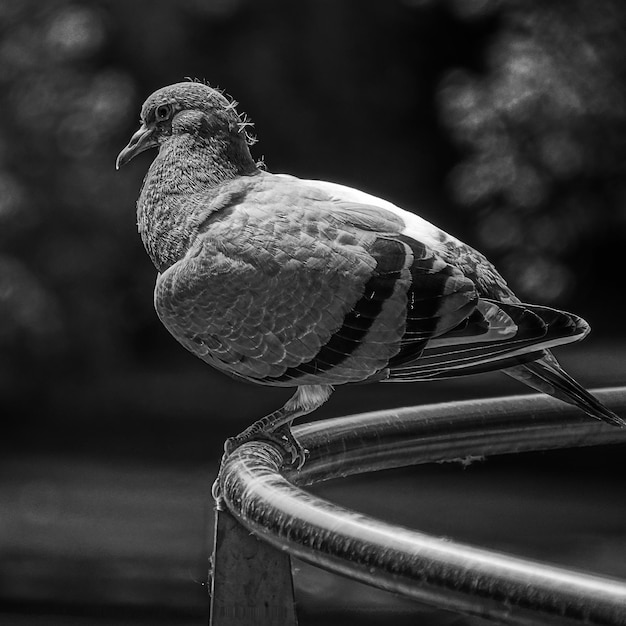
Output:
top-left (211, 387), bottom-right (626, 626)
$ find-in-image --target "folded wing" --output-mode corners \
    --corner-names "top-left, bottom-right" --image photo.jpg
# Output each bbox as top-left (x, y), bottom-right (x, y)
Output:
top-left (386, 300), bottom-right (589, 380)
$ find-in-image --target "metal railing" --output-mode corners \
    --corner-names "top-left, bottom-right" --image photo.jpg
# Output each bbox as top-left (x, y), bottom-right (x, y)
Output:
top-left (211, 387), bottom-right (626, 625)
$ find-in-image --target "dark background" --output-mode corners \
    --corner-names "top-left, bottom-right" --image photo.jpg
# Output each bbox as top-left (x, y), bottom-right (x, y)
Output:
top-left (1, 0), bottom-right (625, 624)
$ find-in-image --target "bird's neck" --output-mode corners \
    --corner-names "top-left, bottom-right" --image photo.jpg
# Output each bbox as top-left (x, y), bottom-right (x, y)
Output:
top-left (137, 133), bottom-right (257, 271)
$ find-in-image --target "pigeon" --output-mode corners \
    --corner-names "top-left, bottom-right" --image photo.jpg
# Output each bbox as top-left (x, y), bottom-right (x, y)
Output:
top-left (117, 81), bottom-right (624, 470)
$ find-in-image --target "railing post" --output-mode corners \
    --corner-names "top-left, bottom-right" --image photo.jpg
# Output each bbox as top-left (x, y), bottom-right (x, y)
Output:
top-left (209, 505), bottom-right (298, 626)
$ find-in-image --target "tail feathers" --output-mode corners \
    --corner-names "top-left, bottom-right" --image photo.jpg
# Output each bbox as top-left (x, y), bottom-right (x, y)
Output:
top-left (504, 357), bottom-right (625, 428)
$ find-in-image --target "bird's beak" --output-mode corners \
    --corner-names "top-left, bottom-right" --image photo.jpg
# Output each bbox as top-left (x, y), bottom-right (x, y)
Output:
top-left (116, 123), bottom-right (157, 169)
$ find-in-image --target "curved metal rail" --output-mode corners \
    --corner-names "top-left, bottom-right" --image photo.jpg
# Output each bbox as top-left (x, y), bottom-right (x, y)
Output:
top-left (218, 388), bottom-right (626, 625)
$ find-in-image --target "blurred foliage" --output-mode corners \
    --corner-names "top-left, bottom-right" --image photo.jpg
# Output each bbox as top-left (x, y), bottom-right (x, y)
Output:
top-left (439, 0), bottom-right (626, 303)
top-left (0, 0), bottom-right (624, 395)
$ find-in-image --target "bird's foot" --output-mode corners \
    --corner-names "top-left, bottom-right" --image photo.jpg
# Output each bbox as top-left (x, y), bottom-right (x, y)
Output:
top-left (270, 423), bottom-right (309, 469)
top-left (211, 386), bottom-right (332, 506)
top-left (223, 424), bottom-right (308, 469)
top-left (212, 424), bottom-right (308, 506)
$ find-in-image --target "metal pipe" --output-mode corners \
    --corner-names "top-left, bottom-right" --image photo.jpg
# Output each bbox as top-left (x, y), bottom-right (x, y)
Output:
top-left (219, 388), bottom-right (626, 625)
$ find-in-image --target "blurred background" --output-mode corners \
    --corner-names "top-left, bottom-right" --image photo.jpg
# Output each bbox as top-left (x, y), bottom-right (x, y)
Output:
top-left (1, 0), bottom-right (625, 624)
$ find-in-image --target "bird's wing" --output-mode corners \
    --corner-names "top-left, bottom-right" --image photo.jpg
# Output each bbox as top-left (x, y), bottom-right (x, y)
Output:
top-left (283, 176), bottom-right (517, 302)
top-left (284, 176), bottom-right (600, 383)
top-left (154, 174), bottom-right (478, 386)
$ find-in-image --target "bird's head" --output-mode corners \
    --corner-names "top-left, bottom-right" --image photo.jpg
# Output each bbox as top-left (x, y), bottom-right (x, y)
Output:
top-left (116, 81), bottom-right (256, 170)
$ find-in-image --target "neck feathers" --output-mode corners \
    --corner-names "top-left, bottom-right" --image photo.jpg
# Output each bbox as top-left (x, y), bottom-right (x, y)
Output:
top-left (137, 133), bottom-right (257, 271)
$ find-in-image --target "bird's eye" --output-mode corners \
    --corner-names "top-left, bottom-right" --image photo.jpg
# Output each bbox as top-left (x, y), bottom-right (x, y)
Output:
top-left (155, 104), bottom-right (173, 122)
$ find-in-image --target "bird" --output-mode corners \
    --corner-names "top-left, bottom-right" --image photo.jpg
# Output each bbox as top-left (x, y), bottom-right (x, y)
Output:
top-left (116, 80), bottom-right (624, 473)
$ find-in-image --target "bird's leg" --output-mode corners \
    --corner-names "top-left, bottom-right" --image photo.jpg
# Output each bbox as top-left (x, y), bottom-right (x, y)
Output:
top-left (213, 385), bottom-right (333, 503)
top-left (222, 405), bottom-right (297, 455)
top-left (224, 384), bottom-right (333, 464)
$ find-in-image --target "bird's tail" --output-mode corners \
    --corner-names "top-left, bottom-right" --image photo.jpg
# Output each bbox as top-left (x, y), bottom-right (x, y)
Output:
top-left (504, 355), bottom-right (625, 427)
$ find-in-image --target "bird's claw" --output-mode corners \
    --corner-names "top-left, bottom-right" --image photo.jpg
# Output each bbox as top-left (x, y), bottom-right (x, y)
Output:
top-left (278, 428), bottom-right (308, 469)
top-left (213, 426), bottom-right (307, 504)
top-left (222, 427), bottom-right (308, 469)
top-left (211, 475), bottom-right (224, 508)
top-left (223, 436), bottom-right (239, 456)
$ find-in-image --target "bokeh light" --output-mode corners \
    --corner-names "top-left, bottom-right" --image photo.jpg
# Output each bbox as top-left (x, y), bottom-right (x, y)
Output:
top-left (438, 0), bottom-right (626, 303)
top-left (46, 5), bottom-right (106, 60)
